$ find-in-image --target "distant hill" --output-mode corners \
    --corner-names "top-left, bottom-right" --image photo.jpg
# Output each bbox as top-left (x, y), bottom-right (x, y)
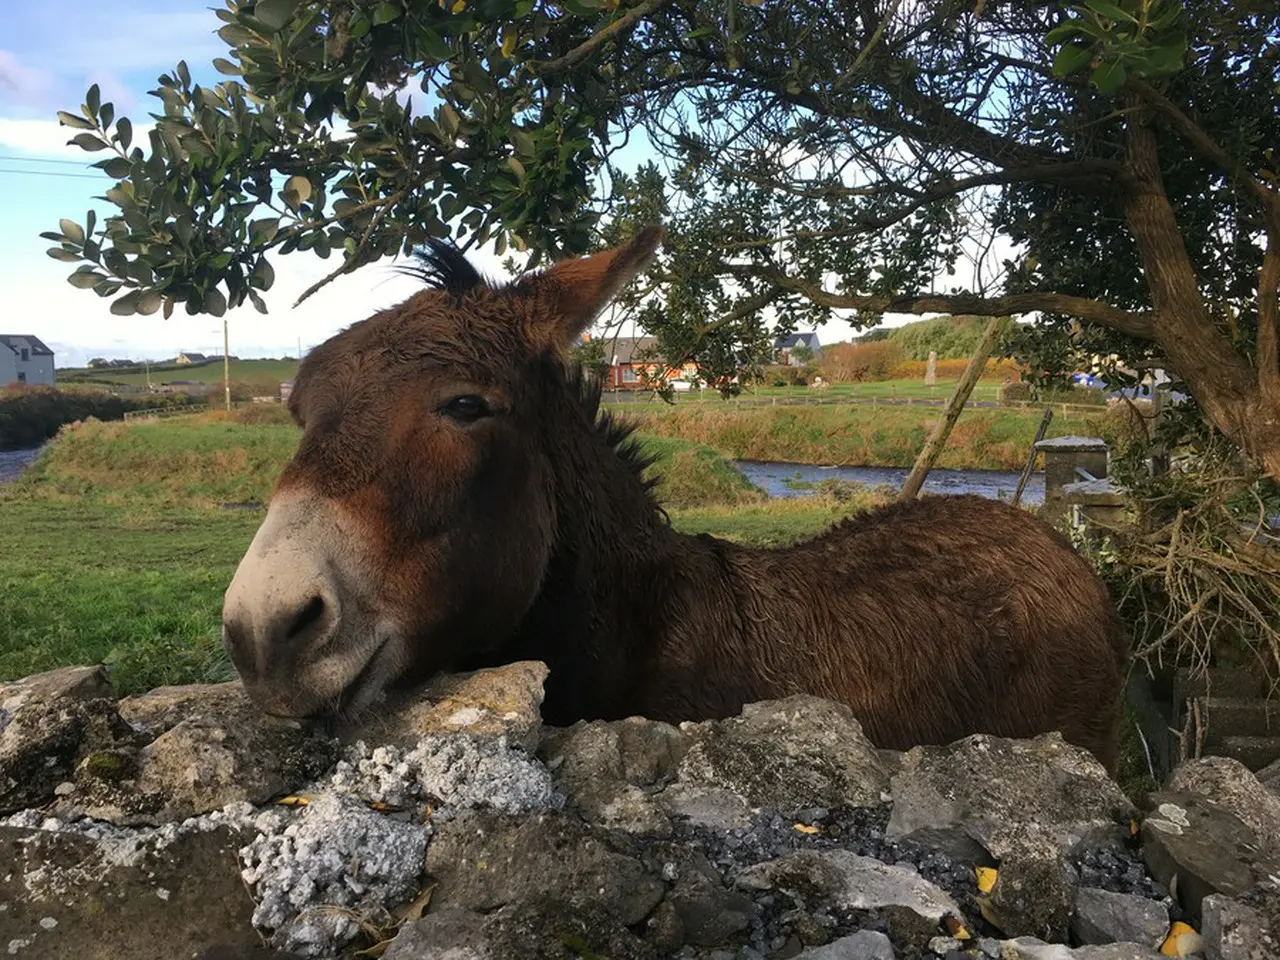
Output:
top-left (853, 315), bottom-right (1020, 360)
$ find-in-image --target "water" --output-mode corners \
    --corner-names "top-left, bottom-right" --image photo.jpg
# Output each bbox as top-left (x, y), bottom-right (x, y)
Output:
top-left (732, 460), bottom-right (1045, 505)
top-left (0, 447), bottom-right (42, 486)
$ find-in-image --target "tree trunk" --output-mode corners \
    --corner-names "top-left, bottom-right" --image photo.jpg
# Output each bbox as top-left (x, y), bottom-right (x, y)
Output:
top-left (1121, 97), bottom-right (1280, 479)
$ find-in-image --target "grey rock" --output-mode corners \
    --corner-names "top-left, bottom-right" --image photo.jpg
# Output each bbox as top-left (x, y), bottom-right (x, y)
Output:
top-left (1141, 790), bottom-right (1279, 925)
top-left (1071, 887), bottom-right (1169, 948)
top-left (116, 680), bottom-right (255, 738)
top-left (996, 938), bottom-right (1163, 958)
top-left (384, 899), bottom-right (657, 960)
top-left (1256, 757), bottom-right (1280, 796)
top-left (797, 929), bottom-right (895, 959)
top-left (981, 824), bottom-right (1079, 942)
top-left (0, 695), bottom-right (138, 816)
top-left (0, 665), bottom-right (113, 731)
top-left (238, 793), bottom-right (431, 957)
top-left (735, 849), bottom-right (963, 924)
top-left (0, 822), bottom-right (260, 959)
top-left (1165, 756), bottom-right (1280, 858)
top-left (539, 716), bottom-right (685, 834)
top-left (668, 854), bottom-right (753, 946)
top-left (350, 660), bottom-right (549, 754)
top-left (676, 696), bottom-right (890, 813)
top-left (425, 809), bottom-right (666, 926)
top-left (1202, 888), bottom-right (1280, 960)
top-left (66, 704), bottom-right (337, 825)
top-left (656, 782), bottom-right (754, 830)
top-left (886, 732), bottom-right (1133, 861)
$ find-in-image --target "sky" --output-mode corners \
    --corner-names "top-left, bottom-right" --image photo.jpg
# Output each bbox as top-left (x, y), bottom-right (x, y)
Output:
top-left (0, 1), bottom-right (930, 369)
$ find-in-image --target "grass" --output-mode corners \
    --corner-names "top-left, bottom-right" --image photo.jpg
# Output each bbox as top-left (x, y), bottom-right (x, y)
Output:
top-left (59, 358), bottom-right (300, 390)
top-left (611, 402), bottom-right (1130, 472)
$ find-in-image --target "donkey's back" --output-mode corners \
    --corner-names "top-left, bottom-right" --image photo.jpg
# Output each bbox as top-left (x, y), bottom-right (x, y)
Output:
top-left (651, 494), bottom-right (1128, 771)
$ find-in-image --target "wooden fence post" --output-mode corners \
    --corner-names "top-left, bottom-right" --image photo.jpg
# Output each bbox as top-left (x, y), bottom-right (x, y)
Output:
top-left (898, 317), bottom-right (1004, 501)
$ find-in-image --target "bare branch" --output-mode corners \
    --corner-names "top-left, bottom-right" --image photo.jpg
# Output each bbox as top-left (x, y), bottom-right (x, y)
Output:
top-left (294, 189), bottom-right (406, 307)
top-left (534, 0), bottom-right (671, 74)
top-left (730, 266), bottom-right (1157, 340)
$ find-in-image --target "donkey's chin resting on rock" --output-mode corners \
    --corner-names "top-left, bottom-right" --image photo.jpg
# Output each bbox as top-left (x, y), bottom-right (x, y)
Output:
top-left (221, 224), bottom-right (1129, 772)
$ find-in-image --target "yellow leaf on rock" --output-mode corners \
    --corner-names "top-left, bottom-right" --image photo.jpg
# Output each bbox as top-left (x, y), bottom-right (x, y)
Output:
top-left (793, 823), bottom-right (820, 834)
top-left (975, 866), bottom-right (998, 894)
top-left (451, 0), bottom-right (466, 10)
top-left (943, 914), bottom-right (972, 940)
top-left (1161, 921), bottom-right (1203, 956)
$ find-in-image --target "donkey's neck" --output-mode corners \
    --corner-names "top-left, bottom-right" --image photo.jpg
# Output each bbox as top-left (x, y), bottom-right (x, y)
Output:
top-left (497, 384), bottom-right (738, 724)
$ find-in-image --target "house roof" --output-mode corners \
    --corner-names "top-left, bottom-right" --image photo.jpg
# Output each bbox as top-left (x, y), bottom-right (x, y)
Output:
top-left (605, 336), bottom-right (659, 365)
top-left (0, 335), bottom-right (54, 356)
top-left (178, 352), bottom-right (209, 362)
top-left (773, 332), bottom-right (820, 350)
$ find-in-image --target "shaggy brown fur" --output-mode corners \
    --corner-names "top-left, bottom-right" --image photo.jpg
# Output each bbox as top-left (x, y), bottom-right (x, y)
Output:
top-left (248, 227), bottom-right (1129, 771)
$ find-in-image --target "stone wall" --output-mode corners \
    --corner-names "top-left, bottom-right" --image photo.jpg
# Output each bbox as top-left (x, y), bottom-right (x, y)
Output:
top-left (2, 663), bottom-right (1277, 960)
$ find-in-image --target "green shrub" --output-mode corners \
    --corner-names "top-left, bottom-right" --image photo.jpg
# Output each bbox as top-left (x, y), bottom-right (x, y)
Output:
top-left (0, 386), bottom-right (200, 451)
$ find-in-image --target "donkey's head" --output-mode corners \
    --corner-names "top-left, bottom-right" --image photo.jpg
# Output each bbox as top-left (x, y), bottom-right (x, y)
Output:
top-left (221, 226), bottom-right (663, 719)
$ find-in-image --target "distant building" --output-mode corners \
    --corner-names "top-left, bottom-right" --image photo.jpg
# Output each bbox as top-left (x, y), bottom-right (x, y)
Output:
top-left (595, 335), bottom-right (698, 389)
top-left (174, 352), bottom-right (210, 365)
top-left (0, 335), bottom-right (56, 386)
top-left (773, 332), bottom-right (821, 366)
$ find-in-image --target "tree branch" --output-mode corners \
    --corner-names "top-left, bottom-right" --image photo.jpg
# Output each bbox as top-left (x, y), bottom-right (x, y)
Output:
top-left (534, 0), bottom-right (671, 74)
top-left (729, 266), bottom-right (1157, 340)
top-left (1260, 235), bottom-right (1280, 393)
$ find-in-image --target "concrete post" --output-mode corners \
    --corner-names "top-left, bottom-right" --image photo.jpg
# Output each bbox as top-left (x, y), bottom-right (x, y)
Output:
top-left (1035, 435), bottom-right (1110, 523)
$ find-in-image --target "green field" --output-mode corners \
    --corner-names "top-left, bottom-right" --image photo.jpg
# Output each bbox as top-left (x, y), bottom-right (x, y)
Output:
top-left (58, 358), bottom-right (300, 389)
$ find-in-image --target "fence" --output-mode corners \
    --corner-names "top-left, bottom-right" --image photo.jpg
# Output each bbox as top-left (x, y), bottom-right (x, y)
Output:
top-left (121, 400), bottom-right (269, 422)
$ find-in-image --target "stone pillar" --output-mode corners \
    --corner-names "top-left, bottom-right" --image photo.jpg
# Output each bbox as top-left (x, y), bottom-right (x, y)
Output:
top-left (1035, 435), bottom-right (1109, 523)
top-left (924, 351), bottom-right (937, 386)
top-left (1062, 477), bottom-right (1127, 543)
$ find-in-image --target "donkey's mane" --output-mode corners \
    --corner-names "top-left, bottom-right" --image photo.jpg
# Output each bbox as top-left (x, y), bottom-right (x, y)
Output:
top-left (397, 239), bottom-right (492, 296)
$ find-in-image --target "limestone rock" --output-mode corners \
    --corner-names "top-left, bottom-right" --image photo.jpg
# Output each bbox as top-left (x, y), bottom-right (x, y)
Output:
top-left (1201, 888), bottom-right (1280, 960)
top-left (1255, 757), bottom-right (1280, 796)
top-left (1165, 756), bottom-right (1280, 858)
top-left (352, 661), bottom-right (549, 753)
top-left (383, 900), bottom-right (657, 960)
top-left (1070, 887), bottom-right (1169, 948)
top-left (0, 694), bottom-right (137, 816)
top-left (1140, 791), bottom-right (1277, 926)
top-left (539, 716), bottom-right (684, 834)
top-left (0, 822), bottom-right (259, 960)
top-left (0, 664), bottom-right (113, 727)
top-left (655, 782), bottom-right (754, 830)
top-left (979, 824), bottom-right (1079, 942)
top-left (425, 809), bottom-right (666, 926)
top-left (676, 696), bottom-right (890, 812)
top-left (735, 849), bottom-right (964, 926)
top-left (997, 938), bottom-right (1163, 958)
top-left (886, 732), bottom-right (1133, 862)
top-left (116, 680), bottom-right (256, 738)
top-left (64, 702), bottom-right (338, 825)
top-left (797, 929), bottom-right (896, 959)
top-left (666, 852), bottom-right (753, 946)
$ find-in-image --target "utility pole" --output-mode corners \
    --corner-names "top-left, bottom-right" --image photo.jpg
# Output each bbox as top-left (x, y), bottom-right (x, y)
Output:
top-left (297, 336), bottom-right (302, 361)
top-left (223, 318), bottom-right (231, 411)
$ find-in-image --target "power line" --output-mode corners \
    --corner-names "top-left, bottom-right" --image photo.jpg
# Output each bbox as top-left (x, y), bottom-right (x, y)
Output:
top-left (0, 167), bottom-right (103, 180)
top-left (0, 154), bottom-right (96, 166)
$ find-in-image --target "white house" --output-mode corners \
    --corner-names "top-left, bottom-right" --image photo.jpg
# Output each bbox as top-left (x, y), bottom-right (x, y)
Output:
top-left (0, 335), bottom-right (56, 387)
top-left (773, 332), bottom-right (821, 366)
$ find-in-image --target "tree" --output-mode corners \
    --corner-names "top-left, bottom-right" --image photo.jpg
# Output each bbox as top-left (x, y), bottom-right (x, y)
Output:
top-left (44, 0), bottom-right (1280, 476)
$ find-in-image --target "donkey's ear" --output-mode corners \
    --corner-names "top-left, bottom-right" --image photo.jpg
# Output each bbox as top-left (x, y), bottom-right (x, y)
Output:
top-left (517, 225), bottom-right (664, 349)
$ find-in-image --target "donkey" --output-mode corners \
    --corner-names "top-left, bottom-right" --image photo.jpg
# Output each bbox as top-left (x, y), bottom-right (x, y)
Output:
top-left (221, 226), bottom-right (1129, 771)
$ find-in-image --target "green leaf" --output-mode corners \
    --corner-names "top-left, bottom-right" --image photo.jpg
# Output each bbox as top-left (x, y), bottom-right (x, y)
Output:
top-left (1052, 43), bottom-right (1093, 77)
top-left (59, 218), bottom-right (86, 244)
top-left (1045, 20), bottom-right (1086, 46)
top-left (116, 117), bottom-right (133, 152)
top-left (56, 110), bottom-right (95, 130)
top-left (204, 287), bottom-right (228, 317)
top-left (250, 257), bottom-right (275, 291)
top-left (98, 157), bottom-right (133, 179)
top-left (284, 175), bottom-right (312, 205)
top-left (1091, 58), bottom-right (1127, 94)
top-left (85, 83), bottom-right (101, 118)
top-left (248, 289), bottom-right (268, 314)
top-left (109, 290), bottom-right (141, 315)
top-left (507, 156), bottom-right (526, 178)
top-left (372, 2), bottom-right (401, 25)
top-left (46, 248), bottom-right (82, 263)
top-left (254, 0), bottom-right (296, 30)
top-left (249, 218), bottom-right (281, 245)
top-left (1085, 0), bottom-right (1137, 24)
top-left (421, 28), bottom-right (449, 61)
top-left (69, 133), bottom-right (108, 152)
top-left (136, 290), bottom-right (164, 315)
top-left (213, 57), bottom-right (242, 76)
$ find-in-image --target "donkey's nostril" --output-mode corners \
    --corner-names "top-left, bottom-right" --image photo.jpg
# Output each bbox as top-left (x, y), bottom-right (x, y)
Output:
top-left (287, 594), bottom-right (328, 643)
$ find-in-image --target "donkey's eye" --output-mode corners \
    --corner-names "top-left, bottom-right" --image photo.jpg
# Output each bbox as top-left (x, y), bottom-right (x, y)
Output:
top-left (439, 395), bottom-right (491, 423)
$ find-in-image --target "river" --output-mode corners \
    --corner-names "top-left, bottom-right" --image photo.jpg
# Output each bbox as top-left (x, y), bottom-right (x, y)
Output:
top-left (0, 447), bottom-right (42, 486)
top-left (732, 460), bottom-right (1044, 505)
